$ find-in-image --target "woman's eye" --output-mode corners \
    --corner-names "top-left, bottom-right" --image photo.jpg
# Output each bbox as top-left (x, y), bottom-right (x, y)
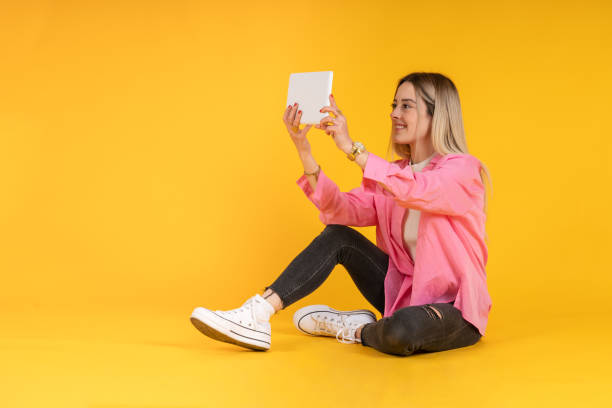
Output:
top-left (390, 103), bottom-right (410, 109)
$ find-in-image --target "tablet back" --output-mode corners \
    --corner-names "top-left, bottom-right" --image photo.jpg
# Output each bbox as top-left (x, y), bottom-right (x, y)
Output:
top-left (286, 71), bottom-right (333, 125)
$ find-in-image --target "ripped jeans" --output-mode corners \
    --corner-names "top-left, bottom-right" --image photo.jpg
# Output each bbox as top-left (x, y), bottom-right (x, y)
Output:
top-left (265, 224), bottom-right (482, 356)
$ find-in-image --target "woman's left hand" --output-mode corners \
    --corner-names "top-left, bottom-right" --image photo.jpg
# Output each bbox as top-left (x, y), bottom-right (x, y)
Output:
top-left (316, 94), bottom-right (353, 153)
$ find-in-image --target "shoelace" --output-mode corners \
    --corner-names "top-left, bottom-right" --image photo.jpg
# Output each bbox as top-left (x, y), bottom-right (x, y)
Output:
top-left (218, 297), bottom-right (257, 325)
top-left (313, 314), bottom-right (360, 344)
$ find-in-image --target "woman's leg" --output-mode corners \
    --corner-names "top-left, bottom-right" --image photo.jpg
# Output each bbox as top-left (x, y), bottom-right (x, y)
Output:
top-left (263, 224), bottom-right (389, 315)
top-left (359, 301), bottom-right (482, 356)
top-left (190, 224), bottom-right (387, 351)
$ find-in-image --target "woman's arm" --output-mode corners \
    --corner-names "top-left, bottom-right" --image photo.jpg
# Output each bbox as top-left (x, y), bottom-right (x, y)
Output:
top-left (296, 144), bottom-right (320, 191)
top-left (291, 114), bottom-right (377, 227)
top-left (299, 141), bottom-right (369, 189)
top-left (296, 169), bottom-right (377, 227)
top-left (362, 152), bottom-right (484, 216)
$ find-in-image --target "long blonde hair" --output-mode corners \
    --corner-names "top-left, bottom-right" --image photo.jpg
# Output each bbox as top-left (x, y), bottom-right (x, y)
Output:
top-left (385, 72), bottom-right (493, 241)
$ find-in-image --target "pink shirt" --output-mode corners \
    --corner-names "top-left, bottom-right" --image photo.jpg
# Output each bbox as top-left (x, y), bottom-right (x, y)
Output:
top-left (296, 151), bottom-right (492, 336)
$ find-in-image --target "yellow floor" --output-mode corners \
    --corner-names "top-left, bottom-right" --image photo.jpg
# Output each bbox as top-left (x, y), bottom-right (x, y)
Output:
top-left (1, 301), bottom-right (610, 408)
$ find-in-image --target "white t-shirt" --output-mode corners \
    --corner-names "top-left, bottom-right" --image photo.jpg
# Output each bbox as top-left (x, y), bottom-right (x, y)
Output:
top-left (403, 152), bottom-right (436, 261)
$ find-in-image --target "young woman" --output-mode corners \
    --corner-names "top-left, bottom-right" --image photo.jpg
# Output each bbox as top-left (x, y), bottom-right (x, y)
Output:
top-left (190, 72), bottom-right (493, 356)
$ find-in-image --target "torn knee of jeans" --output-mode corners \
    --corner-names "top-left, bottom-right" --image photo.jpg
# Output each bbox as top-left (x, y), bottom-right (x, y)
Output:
top-left (428, 305), bottom-right (442, 319)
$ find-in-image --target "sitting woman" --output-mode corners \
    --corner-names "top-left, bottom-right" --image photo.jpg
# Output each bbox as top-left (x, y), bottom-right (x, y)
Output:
top-left (190, 72), bottom-right (493, 357)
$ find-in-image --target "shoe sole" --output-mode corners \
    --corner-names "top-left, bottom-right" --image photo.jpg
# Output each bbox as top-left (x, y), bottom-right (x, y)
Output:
top-left (190, 308), bottom-right (270, 351)
top-left (293, 305), bottom-right (377, 336)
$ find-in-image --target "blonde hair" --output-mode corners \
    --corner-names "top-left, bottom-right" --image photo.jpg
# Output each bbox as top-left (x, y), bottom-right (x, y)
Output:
top-left (385, 72), bottom-right (493, 242)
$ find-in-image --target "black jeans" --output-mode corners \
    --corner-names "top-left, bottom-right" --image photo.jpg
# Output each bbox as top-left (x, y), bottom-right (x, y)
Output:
top-left (265, 224), bottom-right (482, 356)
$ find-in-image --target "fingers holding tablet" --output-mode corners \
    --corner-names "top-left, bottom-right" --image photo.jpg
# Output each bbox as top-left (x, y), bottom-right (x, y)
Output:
top-left (316, 115), bottom-right (337, 133)
top-left (285, 103), bottom-right (302, 129)
top-left (293, 109), bottom-right (303, 129)
top-left (283, 102), bottom-right (313, 146)
top-left (320, 94), bottom-right (342, 117)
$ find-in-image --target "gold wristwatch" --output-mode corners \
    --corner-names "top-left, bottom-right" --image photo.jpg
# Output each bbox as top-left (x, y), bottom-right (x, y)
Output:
top-left (347, 141), bottom-right (366, 161)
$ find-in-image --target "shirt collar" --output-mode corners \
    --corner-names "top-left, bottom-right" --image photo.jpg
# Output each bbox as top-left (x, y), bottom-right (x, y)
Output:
top-left (409, 152), bottom-right (440, 167)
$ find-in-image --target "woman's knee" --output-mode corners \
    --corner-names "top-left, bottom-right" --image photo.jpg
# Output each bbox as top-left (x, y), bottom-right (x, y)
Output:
top-left (377, 317), bottom-right (419, 356)
top-left (320, 224), bottom-right (364, 265)
top-left (318, 224), bottom-right (356, 246)
top-left (321, 224), bottom-right (354, 237)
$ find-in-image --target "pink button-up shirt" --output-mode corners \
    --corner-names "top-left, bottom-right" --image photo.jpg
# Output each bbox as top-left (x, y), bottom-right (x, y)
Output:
top-left (296, 151), bottom-right (492, 336)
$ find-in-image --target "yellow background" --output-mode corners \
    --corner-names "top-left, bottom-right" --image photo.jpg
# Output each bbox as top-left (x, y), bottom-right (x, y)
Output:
top-left (1, 0), bottom-right (610, 406)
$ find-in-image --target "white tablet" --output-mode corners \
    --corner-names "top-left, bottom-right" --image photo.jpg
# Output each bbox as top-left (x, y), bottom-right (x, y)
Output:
top-left (286, 71), bottom-right (333, 125)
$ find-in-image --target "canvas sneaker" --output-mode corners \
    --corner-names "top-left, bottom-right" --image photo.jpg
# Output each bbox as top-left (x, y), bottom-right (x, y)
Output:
top-left (293, 305), bottom-right (377, 344)
top-left (190, 294), bottom-right (275, 351)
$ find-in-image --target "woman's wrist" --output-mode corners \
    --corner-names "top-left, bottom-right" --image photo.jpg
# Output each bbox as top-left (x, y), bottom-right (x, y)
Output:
top-left (354, 151), bottom-right (369, 169)
top-left (297, 149), bottom-right (318, 174)
top-left (343, 141), bottom-right (368, 170)
top-left (340, 141), bottom-right (354, 155)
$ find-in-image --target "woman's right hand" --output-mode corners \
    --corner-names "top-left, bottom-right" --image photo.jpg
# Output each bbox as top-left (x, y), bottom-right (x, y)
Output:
top-left (284, 102), bottom-right (313, 152)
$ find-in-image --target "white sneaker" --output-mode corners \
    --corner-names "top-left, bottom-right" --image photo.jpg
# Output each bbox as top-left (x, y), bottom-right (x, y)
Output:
top-left (293, 305), bottom-right (377, 344)
top-left (190, 294), bottom-right (275, 351)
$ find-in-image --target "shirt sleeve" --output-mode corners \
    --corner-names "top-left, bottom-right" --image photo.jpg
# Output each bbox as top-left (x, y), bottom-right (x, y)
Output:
top-left (362, 152), bottom-right (483, 216)
top-left (296, 168), bottom-right (377, 227)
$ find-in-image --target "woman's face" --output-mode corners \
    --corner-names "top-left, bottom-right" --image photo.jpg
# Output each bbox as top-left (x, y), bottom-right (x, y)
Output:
top-left (390, 81), bottom-right (432, 147)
